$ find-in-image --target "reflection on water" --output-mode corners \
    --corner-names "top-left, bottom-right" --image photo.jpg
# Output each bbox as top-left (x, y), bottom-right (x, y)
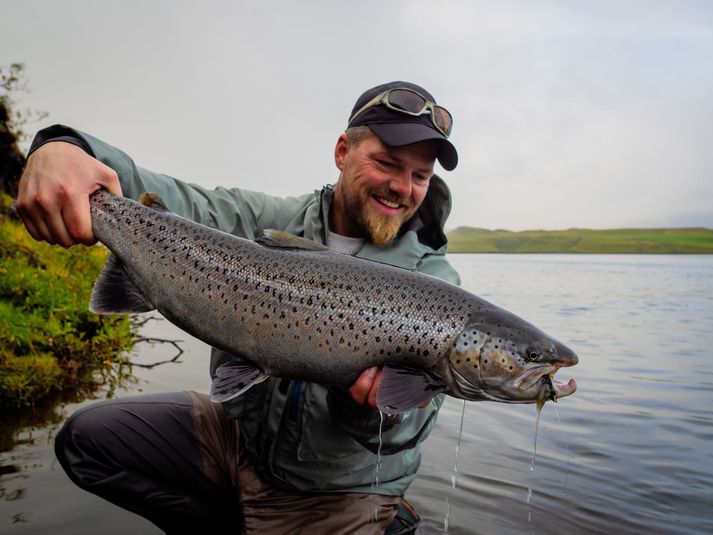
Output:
top-left (1, 254), bottom-right (712, 534)
top-left (0, 318), bottom-right (184, 455)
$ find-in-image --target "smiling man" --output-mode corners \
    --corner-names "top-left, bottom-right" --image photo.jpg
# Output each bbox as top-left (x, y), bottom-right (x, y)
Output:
top-left (16, 81), bottom-right (461, 534)
top-left (332, 132), bottom-right (436, 244)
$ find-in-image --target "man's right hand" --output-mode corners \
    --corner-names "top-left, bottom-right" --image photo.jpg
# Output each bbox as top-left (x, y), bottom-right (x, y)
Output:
top-left (15, 141), bottom-right (122, 247)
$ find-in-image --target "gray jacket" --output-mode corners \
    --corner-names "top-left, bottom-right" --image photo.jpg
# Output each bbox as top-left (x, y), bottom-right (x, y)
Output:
top-left (32, 125), bottom-right (461, 496)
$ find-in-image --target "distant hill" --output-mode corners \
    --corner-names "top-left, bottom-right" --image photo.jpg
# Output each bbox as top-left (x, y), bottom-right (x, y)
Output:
top-left (445, 227), bottom-right (713, 253)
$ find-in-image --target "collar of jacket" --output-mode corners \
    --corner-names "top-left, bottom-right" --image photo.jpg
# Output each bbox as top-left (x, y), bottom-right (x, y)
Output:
top-left (314, 174), bottom-right (454, 271)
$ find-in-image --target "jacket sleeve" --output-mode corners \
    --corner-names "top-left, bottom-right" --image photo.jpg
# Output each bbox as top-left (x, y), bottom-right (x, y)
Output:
top-left (30, 124), bottom-right (293, 238)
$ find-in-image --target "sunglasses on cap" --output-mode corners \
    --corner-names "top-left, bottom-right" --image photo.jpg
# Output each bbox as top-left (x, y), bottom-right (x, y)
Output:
top-left (348, 87), bottom-right (453, 138)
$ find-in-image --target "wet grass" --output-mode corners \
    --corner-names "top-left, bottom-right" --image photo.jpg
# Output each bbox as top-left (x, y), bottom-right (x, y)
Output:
top-left (0, 193), bottom-right (135, 411)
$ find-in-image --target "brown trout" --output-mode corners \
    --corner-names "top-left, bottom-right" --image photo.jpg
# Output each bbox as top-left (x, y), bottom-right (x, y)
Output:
top-left (88, 190), bottom-right (577, 413)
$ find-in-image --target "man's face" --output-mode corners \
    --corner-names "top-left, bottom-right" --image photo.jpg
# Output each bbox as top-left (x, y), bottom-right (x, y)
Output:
top-left (332, 133), bottom-right (436, 244)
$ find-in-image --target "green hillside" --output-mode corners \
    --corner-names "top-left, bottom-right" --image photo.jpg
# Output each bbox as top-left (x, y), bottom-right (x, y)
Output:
top-left (446, 227), bottom-right (713, 253)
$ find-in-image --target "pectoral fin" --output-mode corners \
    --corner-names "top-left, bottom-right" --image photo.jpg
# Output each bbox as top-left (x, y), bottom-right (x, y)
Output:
top-left (210, 358), bottom-right (269, 403)
top-left (89, 254), bottom-right (154, 314)
top-left (376, 364), bottom-right (446, 415)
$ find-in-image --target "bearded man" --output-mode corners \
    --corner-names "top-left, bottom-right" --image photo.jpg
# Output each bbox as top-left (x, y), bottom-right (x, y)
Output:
top-left (15, 81), bottom-right (460, 534)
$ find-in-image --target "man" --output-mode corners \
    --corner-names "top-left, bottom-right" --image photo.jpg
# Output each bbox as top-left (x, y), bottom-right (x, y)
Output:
top-left (16, 81), bottom-right (460, 534)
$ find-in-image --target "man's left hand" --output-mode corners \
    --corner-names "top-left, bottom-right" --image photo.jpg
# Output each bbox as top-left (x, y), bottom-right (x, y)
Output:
top-left (347, 367), bottom-right (383, 410)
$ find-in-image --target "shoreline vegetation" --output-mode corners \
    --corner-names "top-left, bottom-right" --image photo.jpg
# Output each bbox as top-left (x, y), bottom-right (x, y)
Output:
top-left (446, 226), bottom-right (713, 254)
top-left (0, 192), bottom-right (135, 412)
top-left (1, 64), bottom-right (141, 418)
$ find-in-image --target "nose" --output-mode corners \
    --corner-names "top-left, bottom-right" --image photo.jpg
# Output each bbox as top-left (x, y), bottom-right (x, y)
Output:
top-left (388, 171), bottom-right (412, 199)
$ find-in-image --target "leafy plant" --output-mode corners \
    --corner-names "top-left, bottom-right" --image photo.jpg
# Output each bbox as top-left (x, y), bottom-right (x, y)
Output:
top-left (0, 192), bottom-right (135, 410)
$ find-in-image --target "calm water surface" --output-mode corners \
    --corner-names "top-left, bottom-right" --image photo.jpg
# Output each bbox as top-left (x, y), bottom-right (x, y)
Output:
top-left (1, 254), bottom-right (712, 534)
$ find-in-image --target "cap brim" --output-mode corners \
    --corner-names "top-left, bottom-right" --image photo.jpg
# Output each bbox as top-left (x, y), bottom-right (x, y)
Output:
top-left (368, 122), bottom-right (458, 171)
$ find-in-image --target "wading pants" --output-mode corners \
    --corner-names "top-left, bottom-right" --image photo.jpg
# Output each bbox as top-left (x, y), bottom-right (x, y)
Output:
top-left (54, 391), bottom-right (402, 535)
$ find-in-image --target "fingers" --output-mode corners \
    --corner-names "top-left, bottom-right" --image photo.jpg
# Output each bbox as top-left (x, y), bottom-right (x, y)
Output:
top-left (62, 192), bottom-right (95, 245)
top-left (102, 173), bottom-right (123, 197)
top-left (15, 141), bottom-right (120, 247)
top-left (44, 196), bottom-right (76, 247)
top-left (348, 367), bottom-right (378, 405)
top-left (17, 177), bottom-right (84, 247)
top-left (16, 174), bottom-right (58, 244)
top-left (348, 366), bottom-right (383, 410)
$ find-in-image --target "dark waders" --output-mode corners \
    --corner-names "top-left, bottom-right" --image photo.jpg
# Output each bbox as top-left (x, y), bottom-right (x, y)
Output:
top-left (55, 391), bottom-right (426, 534)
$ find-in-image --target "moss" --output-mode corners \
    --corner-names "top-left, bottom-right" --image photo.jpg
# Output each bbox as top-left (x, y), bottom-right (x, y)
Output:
top-left (0, 192), bottom-right (135, 410)
top-left (0, 351), bottom-right (63, 409)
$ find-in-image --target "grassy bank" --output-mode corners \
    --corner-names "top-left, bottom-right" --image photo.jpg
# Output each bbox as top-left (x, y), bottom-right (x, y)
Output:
top-left (446, 227), bottom-right (713, 253)
top-left (0, 193), bottom-right (134, 410)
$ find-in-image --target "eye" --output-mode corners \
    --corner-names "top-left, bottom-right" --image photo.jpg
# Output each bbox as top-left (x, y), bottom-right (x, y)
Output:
top-left (376, 158), bottom-right (395, 168)
top-left (527, 351), bottom-right (540, 362)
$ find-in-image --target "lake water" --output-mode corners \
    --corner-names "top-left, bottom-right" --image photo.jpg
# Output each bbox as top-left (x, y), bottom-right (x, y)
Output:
top-left (1, 254), bottom-right (712, 534)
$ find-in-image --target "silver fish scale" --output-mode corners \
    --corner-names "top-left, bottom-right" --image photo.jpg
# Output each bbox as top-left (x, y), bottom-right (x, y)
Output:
top-left (89, 190), bottom-right (475, 386)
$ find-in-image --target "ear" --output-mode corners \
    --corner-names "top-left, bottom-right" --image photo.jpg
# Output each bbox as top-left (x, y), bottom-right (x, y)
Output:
top-left (334, 133), bottom-right (349, 171)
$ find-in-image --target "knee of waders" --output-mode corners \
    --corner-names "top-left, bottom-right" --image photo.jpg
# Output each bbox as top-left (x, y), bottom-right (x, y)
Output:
top-left (54, 406), bottom-right (108, 486)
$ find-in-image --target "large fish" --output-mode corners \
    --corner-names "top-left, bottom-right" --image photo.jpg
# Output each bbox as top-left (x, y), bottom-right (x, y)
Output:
top-left (88, 190), bottom-right (577, 413)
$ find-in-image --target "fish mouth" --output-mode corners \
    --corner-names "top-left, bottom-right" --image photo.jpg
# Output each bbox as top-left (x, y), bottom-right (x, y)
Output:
top-left (515, 365), bottom-right (577, 399)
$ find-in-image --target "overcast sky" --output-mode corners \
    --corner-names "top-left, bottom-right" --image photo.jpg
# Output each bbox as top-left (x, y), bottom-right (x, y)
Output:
top-left (3, 0), bottom-right (712, 231)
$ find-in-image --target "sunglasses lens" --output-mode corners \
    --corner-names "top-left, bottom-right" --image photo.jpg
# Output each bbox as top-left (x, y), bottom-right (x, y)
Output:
top-left (388, 89), bottom-right (427, 113)
top-left (433, 106), bottom-right (453, 136)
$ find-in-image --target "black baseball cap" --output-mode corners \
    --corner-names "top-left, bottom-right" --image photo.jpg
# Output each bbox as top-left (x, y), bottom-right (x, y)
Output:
top-left (347, 81), bottom-right (458, 171)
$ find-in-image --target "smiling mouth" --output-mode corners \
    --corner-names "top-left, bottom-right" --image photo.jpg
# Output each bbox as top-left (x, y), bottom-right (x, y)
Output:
top-left (371, 194), bottom-right (403, 210)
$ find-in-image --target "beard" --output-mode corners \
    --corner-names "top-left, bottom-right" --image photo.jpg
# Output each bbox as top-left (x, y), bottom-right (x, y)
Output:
top-left (342, 182), bottom-right (418, 245)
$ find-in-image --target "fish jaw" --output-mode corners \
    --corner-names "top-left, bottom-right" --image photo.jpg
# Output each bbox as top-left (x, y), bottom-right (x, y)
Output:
top-left (445, 315), bottom-right (578, 404)
top-left (513, 364), bottom-right (578, 401)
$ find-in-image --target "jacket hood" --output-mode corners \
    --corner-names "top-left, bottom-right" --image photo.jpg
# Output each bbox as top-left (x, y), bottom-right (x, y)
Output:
top-left (414, 174), bottom-right (452, 251)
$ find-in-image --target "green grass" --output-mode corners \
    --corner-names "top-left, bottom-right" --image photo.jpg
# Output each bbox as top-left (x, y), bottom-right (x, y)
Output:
top-left (0, 193), bottom-right (135, 410)
top-left (446, 227), bottom-right (713, 254)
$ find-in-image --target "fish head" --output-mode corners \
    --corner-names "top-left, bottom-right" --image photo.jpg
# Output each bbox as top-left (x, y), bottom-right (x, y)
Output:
top-left (445, 309), bottom-right (578, 403)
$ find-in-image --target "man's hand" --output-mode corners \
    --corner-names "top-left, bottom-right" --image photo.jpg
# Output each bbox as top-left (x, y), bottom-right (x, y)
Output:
top-left (15, 141), bottom-right (122, 247)
top-left (347, 366), bottom-right (383, 410)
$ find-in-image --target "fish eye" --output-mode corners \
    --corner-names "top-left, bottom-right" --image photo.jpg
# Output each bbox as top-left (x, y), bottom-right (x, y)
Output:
top-left (527, 351), bottom-right (540, 362)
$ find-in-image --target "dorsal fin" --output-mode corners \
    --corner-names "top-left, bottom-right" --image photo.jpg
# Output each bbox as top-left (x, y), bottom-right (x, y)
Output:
top-left (255, 229), bottom-right (329, 251)
top-left (139, 192), bottom-right (170, 212)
